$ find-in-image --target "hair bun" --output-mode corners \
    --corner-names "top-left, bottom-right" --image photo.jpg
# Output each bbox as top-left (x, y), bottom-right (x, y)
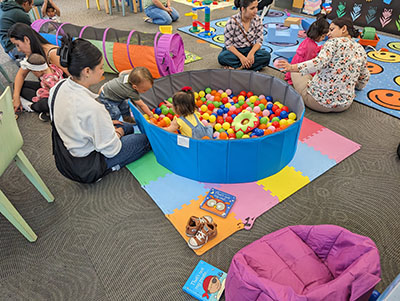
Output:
top-left (57, 35), bottom-right (73, 68)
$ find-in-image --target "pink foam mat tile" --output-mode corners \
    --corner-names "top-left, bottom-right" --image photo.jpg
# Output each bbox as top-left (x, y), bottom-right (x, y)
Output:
top-left (299, 117), bottom-right (325, 142)
top-left (218, 183), bottom-right (279, 230)
top-left (302, 128), bottom-right (361, 163)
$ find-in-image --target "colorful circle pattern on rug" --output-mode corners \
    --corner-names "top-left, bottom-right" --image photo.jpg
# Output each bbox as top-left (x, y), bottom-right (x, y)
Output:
top-left (215, 21), bottom-right (227, 28)
top-left (368, 89), bottom-right (400, 110)
top-left (394, 76), bottom-right (400, 86)
top-left (388, 42), bottom-right (400, 52)
top-left (367, 62), bottom-right (383, 75)
top-left (367, 50), bottom-right (400, 63)
top-left (213, 34), bottom-right (225, 44)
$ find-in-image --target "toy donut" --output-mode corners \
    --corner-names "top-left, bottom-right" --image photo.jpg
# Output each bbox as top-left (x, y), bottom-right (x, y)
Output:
top-left (232, 111), bottom-right (260, 133)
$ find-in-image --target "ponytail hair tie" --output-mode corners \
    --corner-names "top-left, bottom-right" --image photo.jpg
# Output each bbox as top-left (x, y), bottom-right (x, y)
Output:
top-left (181, 86), bottom-right (192, 92)
top-left (57, 34), bottom-right (73, 68)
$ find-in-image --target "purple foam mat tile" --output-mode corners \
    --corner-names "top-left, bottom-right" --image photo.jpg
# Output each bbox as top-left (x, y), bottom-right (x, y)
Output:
top-left (202, 183), bottom-right (222, 190)
top-left (218, 183), bottom-right (279, 230)
top-left (302, 128), bottom-right (361, 163)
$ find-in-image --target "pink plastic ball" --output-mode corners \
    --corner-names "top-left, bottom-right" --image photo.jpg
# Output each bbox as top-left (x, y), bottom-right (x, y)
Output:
top-left (209, 96), bottom-right (214, 101)
top-left (225, 89), bottom-right (232, 95)
top-left (246, 107), bottom-right (252, 112)
top-left (253, 106), bottom-right (261, 114)
top-left (202, 120), bottom-right (209, 126)
top-left (223, 113), bottom-right (228, 118)
top-left (229, 106), bottom-right (236, 111)
top-left (213, 132), bottom-right (220, 139)
top-left (263, 110), bottom-right (270, 117)
top-left (206, 94), bottom-right (212, 100)
top-left (268, 126), bottom-right (276, 132)
top-left (160, 114), bottom-right (165, 119)
top-left (218, 89), bottom-right (224, 94)
top-left (259, 94), bottom-right (265, 100)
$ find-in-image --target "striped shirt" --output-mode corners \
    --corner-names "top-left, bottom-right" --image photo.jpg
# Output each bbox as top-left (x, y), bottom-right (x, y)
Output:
top-left (224, 13), bottom-right (264, 49)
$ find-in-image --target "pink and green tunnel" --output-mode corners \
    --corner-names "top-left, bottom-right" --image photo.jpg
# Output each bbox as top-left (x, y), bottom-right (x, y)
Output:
top-left (31, 20), bottom-right (185, 78)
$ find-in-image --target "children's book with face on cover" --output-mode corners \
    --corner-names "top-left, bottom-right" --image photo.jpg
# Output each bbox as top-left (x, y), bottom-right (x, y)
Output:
top-left (200, 188), bottom-right (236, 218)
top-left (183, 260), bottom-right (227, 300)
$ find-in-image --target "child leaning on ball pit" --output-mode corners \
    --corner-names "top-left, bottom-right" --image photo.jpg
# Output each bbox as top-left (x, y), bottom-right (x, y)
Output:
top-left (98, 67), bottom-right (155, 123)
top-left (163, 87), bottom-right (213, 139)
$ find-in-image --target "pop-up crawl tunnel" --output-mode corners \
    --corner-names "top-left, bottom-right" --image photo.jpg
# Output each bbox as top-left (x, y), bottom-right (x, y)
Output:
top-left (130, 69), bottom-right (305, 184)
top-left (31, 20), bottom-right (185, 78)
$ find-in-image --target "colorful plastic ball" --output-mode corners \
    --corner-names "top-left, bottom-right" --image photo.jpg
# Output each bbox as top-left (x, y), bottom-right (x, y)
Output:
top-left (258, 104), bottom-right (265, 111)
top-left (201, 105), bottom-right (208, 112)
top-left (246, 107), bottom-right (253, 112)
top-left (202, 120), bottom-right (209, 126)
top-left (229, 105), bottom-right (236, 112)
top-left (262, 110), bottom-right (270, 117)
top-left (280, 111), bottom-right (288, 119)
top-left (279, 119), bottom-right (288, 127)
top-left (221, 92), bottom-right (228, 98)
top-left (267, 126), bottom-right (276, 132)
top-left (199, 91), bottom-right (205, 98)
top-left (153, 114), bottom-right (159, 120)
top-left (266, 103), bottom-right (273, 110)
top-left (287, 119), bottom-right (294, 125)
top-left (265, 96), bottom-right (273, 102)
top-left (159, 114), bottom-right (165, 119)
top-left (219, 132), bottom-right (228, 139)
top-left (259, 94), bottom-right (265, 100)
top-left (225, 103), bottom-right (231, 109)
top-left (202, 113), bottom-right (210, 120)
top-left (218, 128), bottom-right (225, 133)
top-left (208, 103), bottom-right (215, 111)
top-left (205, 87), bottom-right (211, 94)
top-left (222, 122), bottom-right (230, 130)
top-left (242, 134), bottom-right (250, 139)
top-left (271, 117), bottom-right (280, 123)
top-left (227, 128), bottom-right (234, 134)
top-left (209, 115), bottom-right (216, 123)
top-left (282, 106), bottom-right (289, 112)
top-left (255, 128), bottom-right (264, 136)
top-left (214, 123), bottom-right (222, 131)
top-left (155, 107), bottom-right (162, 115)
top-left (167, 97), bottom-right (173, 103)
top-left (272, 121), bottom-right (280, 128)
top-left (249, 95), bottom-right (257, 103)
top-left (223, 107), bottom-right (229, 114)
top-left (213, 132), bottom-right (220, 139)
top-left (274, 109), bottom-right (282, 116)
top-left (225, 89), bottom-right (232, 95)
top-left (260, 117), bottom-right (268, 124)
top-left (236, 131), bottom-right (244, 139)
top-left (272, 104), bottom-right (279, 112)
top-left (225, 116), bottom-right (233, 123)
top-left (288, 112), bottom-right (297, 120)
top-left (253, 106), bottom-right (261, 114)
top-left (231, 114), bottom-right (237, 119)
top-left (217, 109), bottom-right (224, 116)
top-left (217, 89), bottom-right (223, 94)
top-left (247, 91), bottom-right (253, 98)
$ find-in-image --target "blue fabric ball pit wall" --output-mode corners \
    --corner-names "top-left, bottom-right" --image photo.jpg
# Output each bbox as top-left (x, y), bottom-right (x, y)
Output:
top-left (130, 69), bottom-right (305, 183)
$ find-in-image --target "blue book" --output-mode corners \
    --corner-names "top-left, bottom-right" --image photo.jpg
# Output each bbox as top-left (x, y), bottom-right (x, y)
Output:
top-left (200, 188), bottom-right (236, 218)
top-left (183, 260), bottom-right (227, 300)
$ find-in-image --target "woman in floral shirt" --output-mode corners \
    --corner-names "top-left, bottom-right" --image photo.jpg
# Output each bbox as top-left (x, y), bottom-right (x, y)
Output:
top-left (277, 17), bottom-right (370, 112)
top-left (218, 0), bottom-right (270, 71)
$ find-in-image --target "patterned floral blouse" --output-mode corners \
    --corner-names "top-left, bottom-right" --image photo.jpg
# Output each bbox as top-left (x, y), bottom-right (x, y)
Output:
top-left (224, 13), bottom-right (264, 49)
top-left (32, 64), bottom-right (64, 103)
top-left (297, 37), bottom-right (370, 108)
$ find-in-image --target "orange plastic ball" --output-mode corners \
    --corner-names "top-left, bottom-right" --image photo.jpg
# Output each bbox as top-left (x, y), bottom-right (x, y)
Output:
top-left (219, 132), bottom-right (228, 139)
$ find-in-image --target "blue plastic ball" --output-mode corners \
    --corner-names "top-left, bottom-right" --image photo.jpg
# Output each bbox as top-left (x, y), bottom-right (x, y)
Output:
top-left (220, 105), bottom-right (225, 109)
top-left (217, 109), bottom-right (224, 116)
top-left (155, 107), bottom-right (162, 115)
top-left (266, 96), bottom-right (273, 102)
top-left (231, 114), bottom-right (237, 119)
top-left (266, 103), bottom-right (273, 110)
top-left (211, 113), bottom-right (218, 117)
top-left (280, 111), bottom-right (288, 119)
top-left (223, 107), bottom-right (229, 114)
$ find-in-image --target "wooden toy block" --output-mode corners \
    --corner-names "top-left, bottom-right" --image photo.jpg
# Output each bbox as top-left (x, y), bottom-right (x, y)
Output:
top-left (284, 17), bottom-right (302, 27)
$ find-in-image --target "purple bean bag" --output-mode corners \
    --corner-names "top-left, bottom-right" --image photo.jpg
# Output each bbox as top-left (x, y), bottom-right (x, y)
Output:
top-left (226, 225), bottom-right (381, 301)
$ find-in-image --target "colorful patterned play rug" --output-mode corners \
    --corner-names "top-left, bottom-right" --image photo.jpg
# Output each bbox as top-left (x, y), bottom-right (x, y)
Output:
top-left (173, 0), bottom-right (233, 11)
top-left (126, 118), bottom-right (361, 255)
top-left (184, 50), bottom-right (203, 64)
top-left (178, 10), bottom-right (400, 118)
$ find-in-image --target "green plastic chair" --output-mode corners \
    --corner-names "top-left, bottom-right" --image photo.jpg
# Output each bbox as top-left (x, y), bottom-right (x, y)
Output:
top-left (0, 87), bottom-right (54, 242)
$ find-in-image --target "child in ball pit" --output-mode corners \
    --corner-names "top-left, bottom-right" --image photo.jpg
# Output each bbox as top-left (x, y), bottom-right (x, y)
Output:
top-left (163, 87), bottom-right (213, 139)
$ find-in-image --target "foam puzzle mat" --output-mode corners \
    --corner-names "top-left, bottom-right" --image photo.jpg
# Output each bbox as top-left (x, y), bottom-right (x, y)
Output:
top-left (184, 50), bottom-right (203, 64)
top-left (178, 10), bottom-right (400, 118)
top-left (126, 117), bottom-right (361, 255)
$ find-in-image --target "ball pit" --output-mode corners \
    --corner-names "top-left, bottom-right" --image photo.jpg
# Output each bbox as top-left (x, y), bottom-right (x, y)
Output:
top-left (129, 69), bottom-right (305, 183)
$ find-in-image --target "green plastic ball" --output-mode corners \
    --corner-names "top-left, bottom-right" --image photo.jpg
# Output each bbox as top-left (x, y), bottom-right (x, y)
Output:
top-left (271, 117), bottom-right (280, 123)
top-left (238, 99), bottom-right (245, 106)
top-left (259, 104), bottom-right (265, 111)
top-left (205, 87), bottom-right (212, 94)
top-left (167, 97), bottom-right (173, 103)
top-left (236, 131), bottom-right (244, 139)
top-left (162, 107), bottom-right (169, 115)
top-left (260, 117), bottom-right (268, 124)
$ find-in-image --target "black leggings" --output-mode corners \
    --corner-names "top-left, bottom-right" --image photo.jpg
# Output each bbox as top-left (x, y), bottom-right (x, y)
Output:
top-left (19, 81), bottom-right (49, 113)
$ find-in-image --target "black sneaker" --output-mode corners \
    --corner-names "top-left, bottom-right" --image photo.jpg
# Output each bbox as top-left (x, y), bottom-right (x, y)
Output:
top-left (39, 112), bottom-right (50, 122)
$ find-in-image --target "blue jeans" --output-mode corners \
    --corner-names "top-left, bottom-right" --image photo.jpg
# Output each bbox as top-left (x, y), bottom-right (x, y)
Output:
top-left (98, 92), bottom-right (130, 120)
top-left (145, 5), bottom-right (179, 25)
top-left (105, 122), bottom-right (151, 170)
top-left (218, 47), bottom-right (271, 71)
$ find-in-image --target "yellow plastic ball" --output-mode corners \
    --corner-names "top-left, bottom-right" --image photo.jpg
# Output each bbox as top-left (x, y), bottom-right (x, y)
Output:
top-left (194, 92), bottom-right (199, 99)
top-left (144, 114), bottom-right (150, 120)
top-left (163, 117), bottom-right (171, 125)
top-left (238, 95), bottom-right (245, 101)
top-left (214, 123), bottom-right (222, 131)
top-left (222, 122), bottom-right (230, 130)
top-left (267, 122), bottom-right (272, 128)
top-left (209, 115), bottom-right (216, 123)
top-left (225, 103), bottom-right (231, 109)
top-left (277, 103), bottom-right (283, 109)
top-left (288, 112), bottom-right (297, 120)
top-left (227, 128), bottom-right (234, 134)
top-left (199, 91), bottom-right (205, 98)
top-left (274, 101), bottom-right (281, 106)
top-left (249, 96), bottom-right (257, 103)
top-left (279, 119), bottom-right (288, 127)
top-left (201, 104), bottom-right (208, 112)
top-left (221, 92), bottom-right (228, 98)
top-left (202, 113), bottom-right (210, 120)
top-left (287, 119), bottom-right (294, 125)
top-left (242, 134), bottom-right (250, 139)
top-left (153, 114), bottom-right (159, 120)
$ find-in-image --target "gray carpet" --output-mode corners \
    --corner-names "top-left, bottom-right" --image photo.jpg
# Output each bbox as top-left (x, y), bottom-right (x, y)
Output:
top-left (0, 1), bottom-right (400, 300)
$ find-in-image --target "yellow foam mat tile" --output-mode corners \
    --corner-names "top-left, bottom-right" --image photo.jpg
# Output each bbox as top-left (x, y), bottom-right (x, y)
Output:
top-left (257, 166), bottom-right (310, 201)
top-left (166, 195), bottom-right (244, 256)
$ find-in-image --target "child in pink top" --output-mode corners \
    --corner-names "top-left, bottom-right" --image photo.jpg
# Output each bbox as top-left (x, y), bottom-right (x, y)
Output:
top-left (285, 15), bottom-right (329, 85)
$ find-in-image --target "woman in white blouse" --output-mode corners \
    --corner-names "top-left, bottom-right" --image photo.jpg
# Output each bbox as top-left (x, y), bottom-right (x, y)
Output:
top-left (277, 17), bottom-right (370, 112)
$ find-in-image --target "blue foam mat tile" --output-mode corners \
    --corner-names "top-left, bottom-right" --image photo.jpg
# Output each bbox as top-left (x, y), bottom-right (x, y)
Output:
top-left (143, 173), bottom-right (209, 215)
top-left (288, 141), bottom-right (337, 182)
